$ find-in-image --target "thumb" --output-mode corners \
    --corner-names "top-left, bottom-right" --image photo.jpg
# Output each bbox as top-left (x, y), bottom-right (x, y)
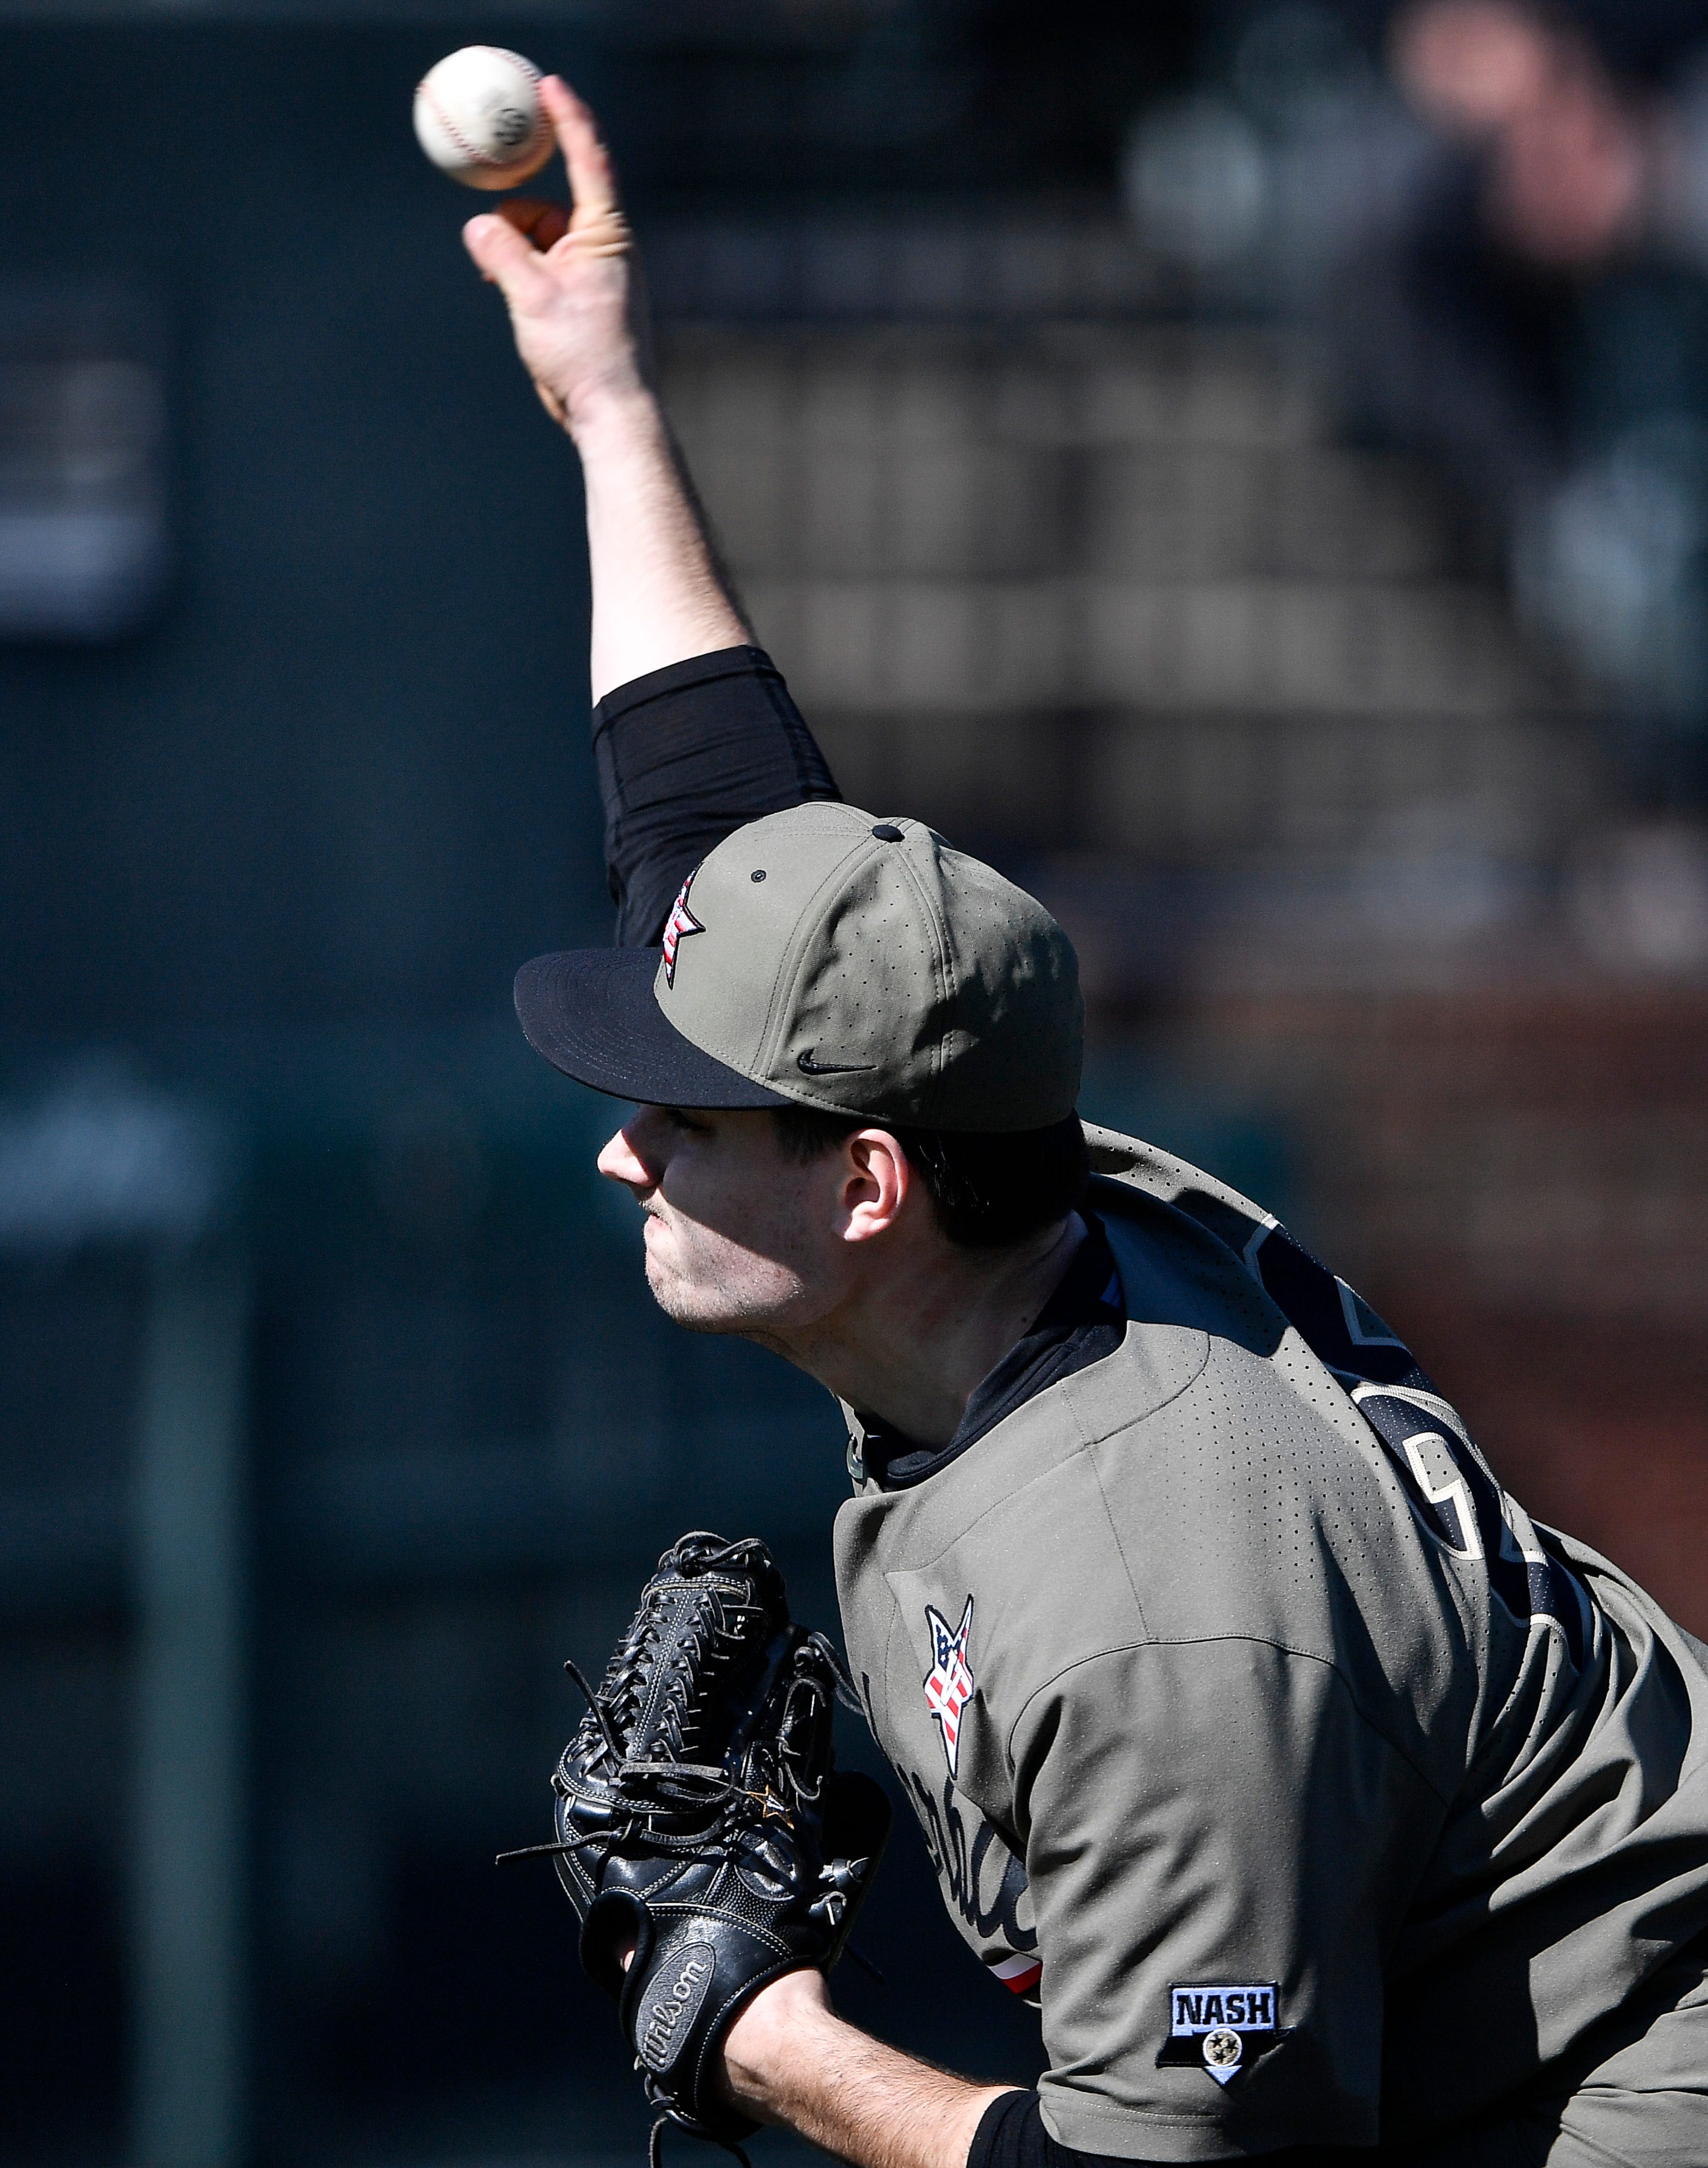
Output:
top-left (462, 211), bottom-right (553, 303)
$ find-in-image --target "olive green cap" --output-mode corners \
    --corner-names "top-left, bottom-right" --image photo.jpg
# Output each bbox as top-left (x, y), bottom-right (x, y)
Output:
top-left (514, 802), bottom-right (1083, 1133)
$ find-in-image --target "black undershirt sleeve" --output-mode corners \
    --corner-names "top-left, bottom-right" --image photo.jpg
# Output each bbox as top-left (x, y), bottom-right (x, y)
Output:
top-left (591, 645), bottom-right (841, 947)
top-left (968, 2089), bottom-right (1365, 2168)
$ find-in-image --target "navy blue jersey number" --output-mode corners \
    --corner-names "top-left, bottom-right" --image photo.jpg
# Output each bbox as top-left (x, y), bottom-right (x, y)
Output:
top-left (1246, 1221), bottom-right (1588, 1665)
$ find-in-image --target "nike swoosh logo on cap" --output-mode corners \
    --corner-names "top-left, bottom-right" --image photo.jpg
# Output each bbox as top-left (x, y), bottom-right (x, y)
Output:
top-left (796, 1050), bottom-right (876, 1076)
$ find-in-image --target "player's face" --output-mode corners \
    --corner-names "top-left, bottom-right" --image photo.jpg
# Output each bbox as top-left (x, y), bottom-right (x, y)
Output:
top-left (596, 1106), bottom-right (852, 1335)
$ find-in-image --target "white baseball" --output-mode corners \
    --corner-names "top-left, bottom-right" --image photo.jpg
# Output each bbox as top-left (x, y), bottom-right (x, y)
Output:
top-left (413, 47), bottom-right (554, 192)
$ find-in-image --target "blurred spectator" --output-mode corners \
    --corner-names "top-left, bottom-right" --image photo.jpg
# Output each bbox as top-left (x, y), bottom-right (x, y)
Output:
top-left (1324, 1), bottom-right (1708, 802)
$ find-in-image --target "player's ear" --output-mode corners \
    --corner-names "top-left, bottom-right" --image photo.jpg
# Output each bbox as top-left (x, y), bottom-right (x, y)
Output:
top-left (840, 1127), bottom-right (911, 1244)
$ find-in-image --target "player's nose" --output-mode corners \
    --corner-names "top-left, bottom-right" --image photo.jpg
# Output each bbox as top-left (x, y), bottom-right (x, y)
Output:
top-left (596, 1120), bottom-right (656, 1194)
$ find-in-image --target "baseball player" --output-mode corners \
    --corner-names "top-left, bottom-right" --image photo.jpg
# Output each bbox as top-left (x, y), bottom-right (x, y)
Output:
top-left (463, 80), bottom-right (1708, 2168)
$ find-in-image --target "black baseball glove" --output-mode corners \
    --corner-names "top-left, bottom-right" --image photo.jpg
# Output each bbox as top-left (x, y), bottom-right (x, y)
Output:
top-left (508, 1531), bottom-right (890, 2163)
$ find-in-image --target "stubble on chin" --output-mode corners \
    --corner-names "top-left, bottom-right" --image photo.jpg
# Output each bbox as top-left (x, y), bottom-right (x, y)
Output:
top-left (641, 1235), bottom-right (736, 1335)
top-left (640, 1227), bottom-right (811, 1341)
top-left (645, 1267), bottom-right (703, 1330)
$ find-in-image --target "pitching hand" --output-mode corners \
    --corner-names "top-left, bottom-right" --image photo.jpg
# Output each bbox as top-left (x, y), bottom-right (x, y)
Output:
top-left (461, 77), bottom-right (639, 431)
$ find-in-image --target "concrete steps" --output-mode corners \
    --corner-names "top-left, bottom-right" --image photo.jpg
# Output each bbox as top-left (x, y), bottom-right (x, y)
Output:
top-left (662, 320), bottom-right (1598, 865)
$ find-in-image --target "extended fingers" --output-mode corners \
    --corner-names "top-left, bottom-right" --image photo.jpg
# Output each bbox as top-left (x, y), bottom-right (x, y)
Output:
top-left (541, 76), bottom-right (619, 220)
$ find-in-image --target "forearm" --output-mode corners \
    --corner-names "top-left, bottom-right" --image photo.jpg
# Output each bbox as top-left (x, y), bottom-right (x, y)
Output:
top-left (570, 385), bottom-right (749, 704)
top-left (462, 78), bottom-right (747, 703)
top-left (720, 1970), bottom-right (1012, 2168)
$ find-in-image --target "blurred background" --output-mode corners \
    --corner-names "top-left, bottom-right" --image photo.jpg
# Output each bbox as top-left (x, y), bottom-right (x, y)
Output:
top-left (3, 3), bottom-right (1707, 2166)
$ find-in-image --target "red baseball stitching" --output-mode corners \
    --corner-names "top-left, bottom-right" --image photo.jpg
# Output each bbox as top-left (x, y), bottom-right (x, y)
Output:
top-left (417, 51), bottom-right (541, 172)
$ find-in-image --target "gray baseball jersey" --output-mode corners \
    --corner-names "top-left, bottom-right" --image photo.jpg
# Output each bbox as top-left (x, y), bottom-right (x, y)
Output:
top-left (832, 1126), bottom-right (1708, 2159)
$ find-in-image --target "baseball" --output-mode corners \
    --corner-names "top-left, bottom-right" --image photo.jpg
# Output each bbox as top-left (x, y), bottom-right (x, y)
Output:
top-left (413, 47), bottom-right (554, 192)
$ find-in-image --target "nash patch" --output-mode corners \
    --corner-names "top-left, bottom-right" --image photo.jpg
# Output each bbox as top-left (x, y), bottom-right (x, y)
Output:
top-left (1158, 1982), bottom-right (1283, 2087)
top-left (660, 871), bottom-right (705, 988)
top-left (923, 1595), bottom-right (975, 1780)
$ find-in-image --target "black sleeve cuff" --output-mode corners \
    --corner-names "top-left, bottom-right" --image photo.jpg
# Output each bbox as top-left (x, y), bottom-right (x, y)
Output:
top-left (968, 2089), bottom-right (1039, 2168)
top-left (966, 2088), bottom-right (1362, 2168)
top-left (592, 644), bottom-right (840, 947)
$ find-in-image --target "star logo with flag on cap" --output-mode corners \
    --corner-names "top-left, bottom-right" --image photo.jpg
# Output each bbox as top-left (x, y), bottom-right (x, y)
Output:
top-left (661, 870), bottom-right (704, 988)
top-left (923, 1596), bottom-right (975, 1780)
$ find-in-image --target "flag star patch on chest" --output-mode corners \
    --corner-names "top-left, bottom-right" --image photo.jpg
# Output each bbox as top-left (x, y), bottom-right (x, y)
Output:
top-left (923, 1596), bottom-right (975, 1780)
top-left (1159, 1983), bottom-right (1285, 2086)
top-left (661, 870), bottom-right (705, 988)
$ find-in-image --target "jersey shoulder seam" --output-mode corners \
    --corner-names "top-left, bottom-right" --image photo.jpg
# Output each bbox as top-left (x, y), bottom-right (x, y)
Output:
top-left (1005, 1634), bottom-right (1450, 1804)
top-left (1082, 1424), bottom-right (1153, 1642)
top-left (873, 1350), bottom-right (1206, 1574)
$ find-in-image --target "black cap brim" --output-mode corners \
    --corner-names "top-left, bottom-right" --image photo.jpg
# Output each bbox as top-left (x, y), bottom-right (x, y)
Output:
top-left (513, 948), bottom-right (791, 1109)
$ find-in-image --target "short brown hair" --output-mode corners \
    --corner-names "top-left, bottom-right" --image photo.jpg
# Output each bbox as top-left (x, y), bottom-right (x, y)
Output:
top-left (771, 1105), bottom-right (1089, 1249)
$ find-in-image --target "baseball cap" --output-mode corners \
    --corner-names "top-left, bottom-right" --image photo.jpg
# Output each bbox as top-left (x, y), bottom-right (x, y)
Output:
top-left (514, 802), bottom-right (1083, 1132)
